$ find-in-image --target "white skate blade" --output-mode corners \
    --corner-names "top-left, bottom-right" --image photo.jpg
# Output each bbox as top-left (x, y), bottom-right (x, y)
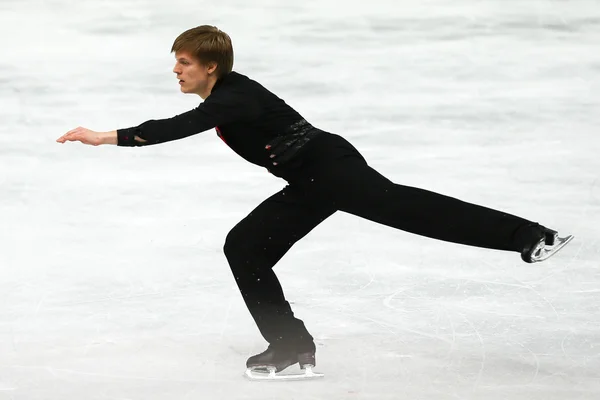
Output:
top-left (531, 234), bottom-right (574, 262)
top-left (244, 366), bottom-right (324, 381)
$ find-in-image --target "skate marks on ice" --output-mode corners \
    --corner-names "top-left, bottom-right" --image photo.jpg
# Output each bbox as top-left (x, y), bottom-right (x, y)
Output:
top-left (294, 237), bottom-right (597, 393)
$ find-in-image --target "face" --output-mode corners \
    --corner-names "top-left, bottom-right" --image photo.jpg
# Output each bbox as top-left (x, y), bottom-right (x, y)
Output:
top-left (173, 51), bottom-right (218, 99)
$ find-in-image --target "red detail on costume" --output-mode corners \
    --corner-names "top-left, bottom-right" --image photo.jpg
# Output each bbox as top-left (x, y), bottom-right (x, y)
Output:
top-left (215, 126), bottom-right (227, 144)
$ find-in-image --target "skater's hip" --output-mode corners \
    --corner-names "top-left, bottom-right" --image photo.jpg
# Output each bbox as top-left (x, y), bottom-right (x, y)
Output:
top-left (273, 132), bottom-right (367, 182)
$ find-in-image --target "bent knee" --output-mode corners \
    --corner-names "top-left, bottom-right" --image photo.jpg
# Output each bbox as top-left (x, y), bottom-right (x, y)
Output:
top-left (224, 225), bottom-right (243, 258)
top-left (223, 220), bottom-right (259, 258)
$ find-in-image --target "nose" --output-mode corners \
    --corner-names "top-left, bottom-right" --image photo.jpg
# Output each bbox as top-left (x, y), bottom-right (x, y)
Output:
top-left (173, 64), bottom-right (181, 74)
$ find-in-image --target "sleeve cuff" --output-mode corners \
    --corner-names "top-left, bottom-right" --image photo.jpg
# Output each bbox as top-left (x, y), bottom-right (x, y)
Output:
top-left (117, 127), bottom-right (142, 146)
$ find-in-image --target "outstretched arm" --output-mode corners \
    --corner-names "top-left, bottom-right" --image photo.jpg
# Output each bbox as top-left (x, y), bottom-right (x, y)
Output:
top-left (56, 127), bottom-right (148, 145)
top-left (55, 87), bottom-right (259, 147)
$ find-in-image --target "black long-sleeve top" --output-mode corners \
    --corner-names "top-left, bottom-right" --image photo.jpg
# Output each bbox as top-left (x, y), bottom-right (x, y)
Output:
top-left (117, 71), bottom-right (319, 173)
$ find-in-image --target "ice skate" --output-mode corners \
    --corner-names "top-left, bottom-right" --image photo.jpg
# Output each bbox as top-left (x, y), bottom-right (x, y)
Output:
top-left (244, 345), bottom-right (324, 381)
top-left (521, 227), bottom-right (574, 263)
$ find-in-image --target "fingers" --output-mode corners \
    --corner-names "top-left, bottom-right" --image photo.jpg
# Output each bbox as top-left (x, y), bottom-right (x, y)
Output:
top-left (56, 132), bottom-right (79, 143)
top-left (56, 127), bottom-right (86, 143)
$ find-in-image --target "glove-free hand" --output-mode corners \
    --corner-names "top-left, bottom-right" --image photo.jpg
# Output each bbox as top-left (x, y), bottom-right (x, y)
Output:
top-left (56, 127), bottom-right (117, 145)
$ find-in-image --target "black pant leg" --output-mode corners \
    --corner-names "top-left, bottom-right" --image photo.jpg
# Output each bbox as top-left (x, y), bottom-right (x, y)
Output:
top-left (298, 134), bottom-right (535, 252)
top-left (223, 185), bottom-right (335, 350)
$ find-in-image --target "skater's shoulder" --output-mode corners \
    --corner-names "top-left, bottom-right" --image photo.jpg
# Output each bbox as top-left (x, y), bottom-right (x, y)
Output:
top-left (227, 71), bottom-right (278, 89)
top-left (222, 70), bottom-right (248, 81)
top-left (213, 71), bottom-right (273, 98)
top-left (219, 71), bottom-right (258, 86)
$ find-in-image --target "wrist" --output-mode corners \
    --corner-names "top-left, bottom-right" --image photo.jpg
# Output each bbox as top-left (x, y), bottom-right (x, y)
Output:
top-left (101, 130), bottom-right (118, 145)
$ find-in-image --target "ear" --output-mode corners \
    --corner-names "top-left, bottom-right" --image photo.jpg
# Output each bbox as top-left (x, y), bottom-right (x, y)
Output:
top-left (206, 62), bottom-right (218, 75)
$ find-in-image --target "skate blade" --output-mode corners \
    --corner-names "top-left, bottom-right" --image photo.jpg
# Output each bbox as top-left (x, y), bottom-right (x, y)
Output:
top-left (244, 366), bottom-right (324, 381)
top-left (531, 234), bottom-right (574, 263)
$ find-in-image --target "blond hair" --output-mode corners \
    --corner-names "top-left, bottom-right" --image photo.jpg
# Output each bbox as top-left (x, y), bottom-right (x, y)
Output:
top-left (171, 25), bottom-right (234, 78)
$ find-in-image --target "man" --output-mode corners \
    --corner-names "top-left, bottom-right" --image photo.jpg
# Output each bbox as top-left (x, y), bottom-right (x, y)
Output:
top-left (56, 25), bottom-right (573, 379)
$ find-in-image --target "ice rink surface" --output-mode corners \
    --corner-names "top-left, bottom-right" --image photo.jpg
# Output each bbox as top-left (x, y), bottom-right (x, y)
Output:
top-left (1, 0), bottom-right (599, 398)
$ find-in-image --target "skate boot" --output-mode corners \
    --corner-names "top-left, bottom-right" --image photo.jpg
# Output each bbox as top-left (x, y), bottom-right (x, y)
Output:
top-left (244, 344), bottom-right (323, 381)
top-left (246, 345), bottom-right (298, 373)
top-left (520, 225), bottom-right (574, 263)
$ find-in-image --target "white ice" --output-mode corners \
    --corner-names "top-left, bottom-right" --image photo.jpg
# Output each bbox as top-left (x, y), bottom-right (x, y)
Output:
top-left (1, 0), bottom-right (599, 399)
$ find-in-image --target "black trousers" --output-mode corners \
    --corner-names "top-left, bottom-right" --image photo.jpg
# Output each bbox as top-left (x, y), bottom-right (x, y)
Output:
top-left (223, 133), bottom-right (536, 351)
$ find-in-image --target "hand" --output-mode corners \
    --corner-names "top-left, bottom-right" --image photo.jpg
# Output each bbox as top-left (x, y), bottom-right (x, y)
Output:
top-left (56, 127), bottom-right (116, 145)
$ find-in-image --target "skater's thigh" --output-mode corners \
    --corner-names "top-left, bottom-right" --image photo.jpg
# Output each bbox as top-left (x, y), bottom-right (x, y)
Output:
top-left (226, 185), bottom-right (336, 253)
top-left (308, 156), bottom-right (396, 214)
top-left (309, 156), bottom-right (461, 228)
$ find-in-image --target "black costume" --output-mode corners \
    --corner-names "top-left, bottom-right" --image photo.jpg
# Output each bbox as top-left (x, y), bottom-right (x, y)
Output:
top-left (117, 71), bottom-right (548, 363)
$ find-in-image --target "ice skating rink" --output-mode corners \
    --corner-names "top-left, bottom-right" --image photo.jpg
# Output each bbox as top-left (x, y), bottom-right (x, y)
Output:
top-left (1, 0), bottom-right (599, 398)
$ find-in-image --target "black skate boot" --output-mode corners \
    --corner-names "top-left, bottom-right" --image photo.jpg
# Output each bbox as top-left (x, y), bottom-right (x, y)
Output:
top-left (246, 344), bottom-right (299, 373)
top-left (244, 344), bottom-right (323, 381)
top-left (520, 224), bottom-right (574, 263)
